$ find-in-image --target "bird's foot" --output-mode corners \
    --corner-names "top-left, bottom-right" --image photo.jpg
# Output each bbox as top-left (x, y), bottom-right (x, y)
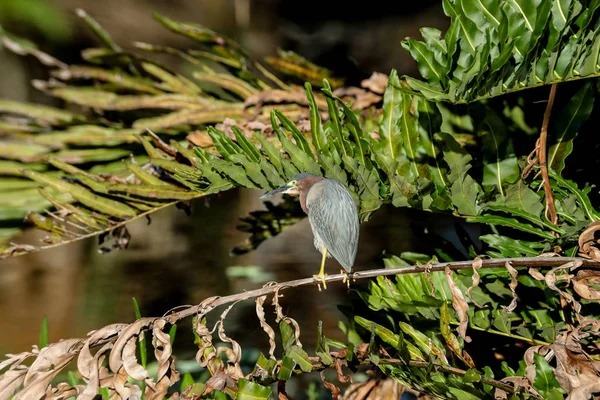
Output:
top-left (313, 272), bottom-right (328, 291)
top-left (341, 270), bottom-right (350, 288)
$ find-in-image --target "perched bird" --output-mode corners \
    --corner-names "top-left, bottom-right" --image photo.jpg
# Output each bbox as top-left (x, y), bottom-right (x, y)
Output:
top-left (260, 173), bottom-right (360, 289)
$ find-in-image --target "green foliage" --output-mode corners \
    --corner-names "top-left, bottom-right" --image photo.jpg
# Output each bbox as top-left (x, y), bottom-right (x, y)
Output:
top-left (400, 0), bottom-right (600, 103)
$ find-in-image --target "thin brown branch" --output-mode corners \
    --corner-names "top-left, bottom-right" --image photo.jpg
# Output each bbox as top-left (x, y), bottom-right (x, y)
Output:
top-left (539, 84), bottom-right (558, 225)
top-left (165, 256), bottom-right (600, 324)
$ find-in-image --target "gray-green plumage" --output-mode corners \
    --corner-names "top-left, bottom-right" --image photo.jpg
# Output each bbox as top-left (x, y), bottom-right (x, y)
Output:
top-left (260, 172), bottom-right (360, 273)
top-left (305, 177), bottom-right (359, 271)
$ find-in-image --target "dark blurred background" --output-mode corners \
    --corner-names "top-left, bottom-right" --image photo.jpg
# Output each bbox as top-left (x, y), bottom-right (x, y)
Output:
top-left (0, 0), bottom-right (452, 385)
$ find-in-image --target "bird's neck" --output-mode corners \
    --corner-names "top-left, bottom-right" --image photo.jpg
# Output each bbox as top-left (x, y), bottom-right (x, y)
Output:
top-left (299, 176), bottom-right (323, 213)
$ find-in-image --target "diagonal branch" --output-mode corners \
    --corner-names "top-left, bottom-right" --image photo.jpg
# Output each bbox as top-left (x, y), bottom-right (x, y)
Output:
top-left (164, 256), bottom-right (600, 323)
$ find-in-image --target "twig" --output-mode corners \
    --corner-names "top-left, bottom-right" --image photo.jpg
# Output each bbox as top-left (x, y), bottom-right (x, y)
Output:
top-left (165, 257), bottom-right (600, 323)
top-left (538, 84), bottom-right (558, 225)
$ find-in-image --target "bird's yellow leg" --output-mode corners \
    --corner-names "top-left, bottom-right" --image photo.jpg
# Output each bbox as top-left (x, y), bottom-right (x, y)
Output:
top-left (341, 269), bottom-right (350, 288)
top-left (314, 248), bottom-right (328, 290)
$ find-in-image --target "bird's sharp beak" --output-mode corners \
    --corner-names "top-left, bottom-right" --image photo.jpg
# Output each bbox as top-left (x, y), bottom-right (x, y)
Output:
top-left (260, 184), bottom-right (295, 199)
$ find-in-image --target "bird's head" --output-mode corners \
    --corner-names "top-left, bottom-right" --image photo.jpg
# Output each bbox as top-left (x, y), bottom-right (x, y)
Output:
top-left (260, 173), bottom-right (322, 199)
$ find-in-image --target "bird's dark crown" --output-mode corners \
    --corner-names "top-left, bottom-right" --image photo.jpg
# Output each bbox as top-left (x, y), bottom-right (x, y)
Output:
top-left (289, 172), bottom-right (321, 183)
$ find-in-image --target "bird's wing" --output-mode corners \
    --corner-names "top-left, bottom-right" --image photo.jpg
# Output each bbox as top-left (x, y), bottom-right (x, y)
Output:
top-left (307, 180), bottom-right (359, 271)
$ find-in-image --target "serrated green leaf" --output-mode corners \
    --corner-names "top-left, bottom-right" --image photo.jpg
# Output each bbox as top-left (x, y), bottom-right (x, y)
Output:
top-left (211, 159), bottom-right (258, 188)
top-left (274, 110), bottom-right (313, 157)
top-left (447, 387), bottom-right (481, 400)
top-left (321, 87), bottom-right (367, 165)
top-left (485, 205), bottom-right (565, 234)
top-left (286, 345), bottom-right (312, 373)
top-left (274, 123), bottom-right (320, 176)
top-left (322, 79), bottom-right (348, 157)
top-left (480, 234), bottom-right (543, 257)
top-left (467, 214), bottom-right (556, 239)
top-left (277, 356), bottom-right (296, 381)
top-left (354, 316), bottom-right (399, 349)
top-left (208, 126), bottom-right (242, 160)
top-left (533, 352), bottom-right (561, 392)
top-left (550, 172), bottom-right (600, 221)
top-left (254, 132), bottom-right (297, 179)
top-left (305, 82), bottom-right (327, 152)
top-left (237, 379), bottom-right (272, 400)
top-left (232, 126), bottom-right (261, 162)
top-left (491, 181), bottom-right (544, 217)
top-left (229, 154), bottom-right (270, 189)
top-left (478, 108), bottom-right (519, 196)
top-left (279, 321), bottom-right (295, 353)
top-left (401, 37), bottom-right (445, 85)
top-left (492, 310), bottom-right (512, 333)
top-left (438, 132), bottom-right (481, 215)
top-left (315, 320), bottom-right (333, 365)
top-left (399, 322), bottom-right (446, 364)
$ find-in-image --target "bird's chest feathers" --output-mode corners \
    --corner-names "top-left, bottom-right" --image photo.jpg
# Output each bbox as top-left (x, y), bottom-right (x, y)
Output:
top-left (304, 180), bottom-right (327, 212)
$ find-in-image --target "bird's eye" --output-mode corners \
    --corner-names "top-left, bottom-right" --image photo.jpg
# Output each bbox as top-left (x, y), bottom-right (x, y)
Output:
top-left (289, 180), bottom-right (297, 186)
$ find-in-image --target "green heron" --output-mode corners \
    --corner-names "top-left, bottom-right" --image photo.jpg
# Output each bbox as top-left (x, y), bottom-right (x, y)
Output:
top-left (260, 173), bottom-right (359, 290)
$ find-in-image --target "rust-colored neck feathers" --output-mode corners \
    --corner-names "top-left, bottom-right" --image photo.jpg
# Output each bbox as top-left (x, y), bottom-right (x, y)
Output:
top-left (298, 176), bottom-right (323, 213)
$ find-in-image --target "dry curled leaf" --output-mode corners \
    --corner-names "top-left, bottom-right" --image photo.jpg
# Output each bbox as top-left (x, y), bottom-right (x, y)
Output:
top-left (0, 368), bottom-right (27, 400)
top-left (423, 262), bottom-right (435, 297)
top-left (445, 267), bottom-right (471, 343)
top-left (145, 319), bottom-right (180, 400)
top-left (335, 358), bottom-right (354, 384)
top-left (13, 339), bottom-right (82, 400)
top-left (0, 350), bottom-right (37, 373)
top-left (201, 373), bottom-right (233, 397)
top-left (544, 261), bottom-right (581, 313)
top-left (194, 320), bottom-right (216, 368)
top-left (550, 329), bottom-right (600, 400)
top-left (360, 72), bottom-right (388, 94)
top-left (77, 323), bottom-right (128, 382)
top-left (113, 365), bottom-right (142, 400)
top-left (321, 370), bottom-right (341, 400)
top-left (332, 87), bottom-right (382, 109)
top-left (76, 342), bottom-right (112, 400)
top-left (466, 257), bottom-right (485, 308)
top-left (572, 269), bottom-right (600, 300)
top-left (122, 336), bottom-right (148, 380)
top-left (186, 130), bottom-right (213, 148)
top-left (216, 301), bottom-right (243, 368)
top-left (501, 262), bottom-right (519, 312)
top-left (108, 317), bottom-right (155, 375)
top-left (47, 381), bottom-right (80, 400)
top-left (528, 267), bottom-right (545, 280)
top-left (272, 289), bottom-right (303, 348)
top-left (578, 221), bottom-right (600, 262)
top-left (255, 295), bottom-right (276, 359)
